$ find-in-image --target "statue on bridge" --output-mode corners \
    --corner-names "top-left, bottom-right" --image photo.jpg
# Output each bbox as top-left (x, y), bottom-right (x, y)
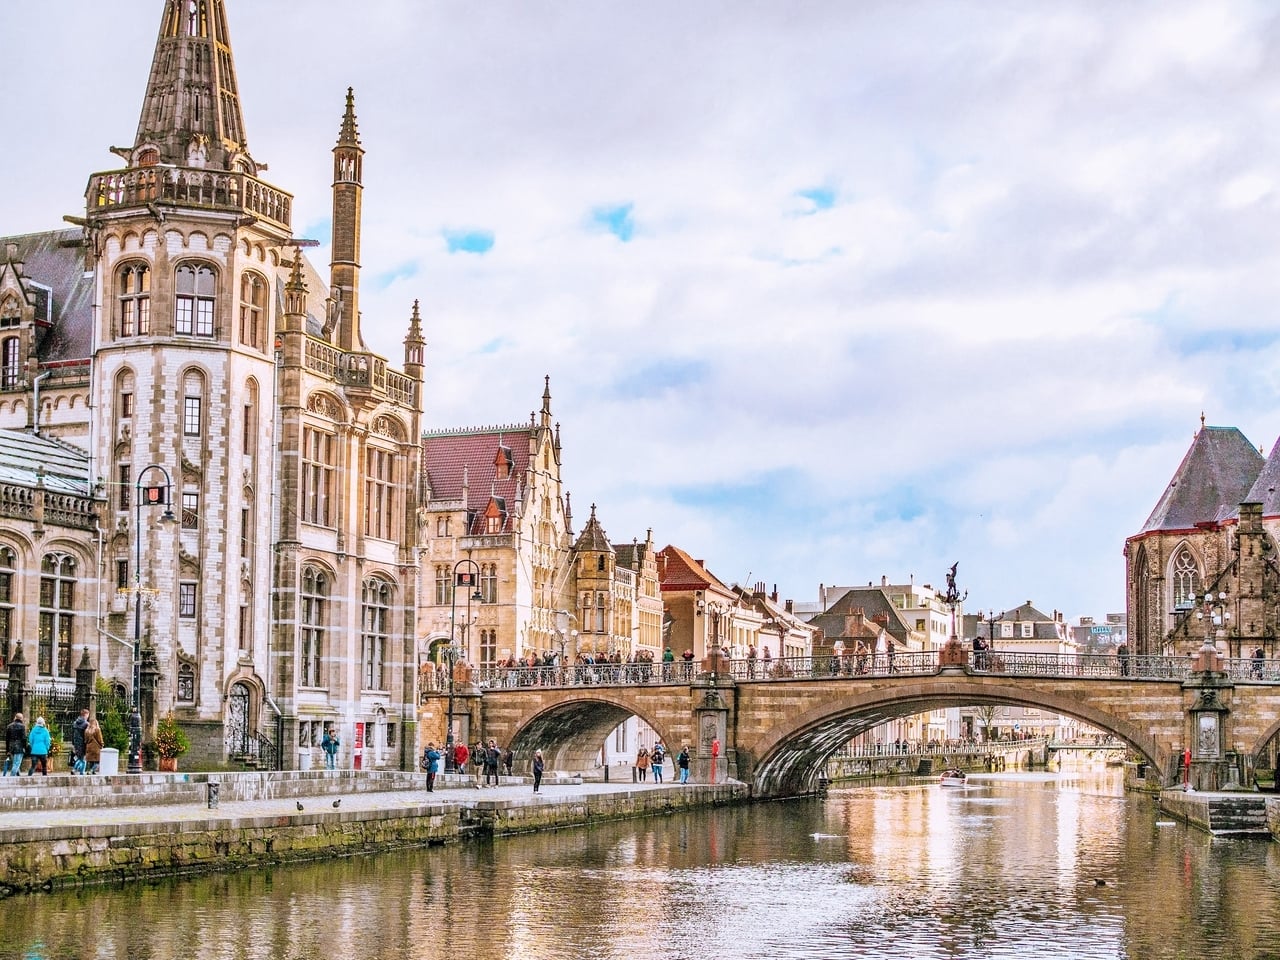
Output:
top-left (939, 562), bottom-right (970, 669)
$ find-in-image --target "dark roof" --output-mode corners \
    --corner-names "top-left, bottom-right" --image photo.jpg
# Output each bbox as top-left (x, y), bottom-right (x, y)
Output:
top-left (573, 505), bottom-right (613, 553)
top-left (0, 429), bottom-right (91, 494)
top-left (422, 425), bottom-right (533, 536)
top-left (1138, 426), bottom-right (1264, 534)
top-left (810, 588), bottom-right (912, 643)
top-left (615, 541), bottom-right (649, 570)
top-left (0, 229), bottom-right (94, 362)
top-left (1244, 437), bottom-right (1280, 517)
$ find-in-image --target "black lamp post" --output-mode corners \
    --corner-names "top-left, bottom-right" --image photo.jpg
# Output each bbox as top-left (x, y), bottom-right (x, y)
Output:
top-left (983, 609), bottom-right (1002, 670)
top-left (129, 464), bottom-right (176, 774)
top-left (445, 558), bottom-right (482, 772)
top-left (1196, 590), bottom-right (1230, 655)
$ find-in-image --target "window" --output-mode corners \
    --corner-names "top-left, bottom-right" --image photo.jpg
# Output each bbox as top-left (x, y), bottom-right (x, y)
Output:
top-left (364, 446), bottom-right (395, 540)
top-left (300, 566), bottom-right (327, 687)
top-left (0, 547), bottom-right (14, 668)
top-left (0, 337), bottom-right (19, 390)
top-left (1172, 548), bottom-right (1201, 611)
top-left (118, 263), bottom-right (151, 336)
top-left (301, 427), bottom-right (335, 526)
top-left (38, 553), bottom-right (76, 676)
top-left (480, 564), bottom-right (497, 604)
top-left (361, 577), bottom-right (391, 690)
top-left (1001, 622), bottom-right (1014, 639)
top-left (178, 581), bottom-right (197, 618)
top-left (595, 592), bottom-right (606, 633)
top-left (1021, 622), bottom-right (1034, 639)
top-left (175, 263), bottom-right (216, 336)
top-left (183, 396), bottom-right (202, 436)
top-left (241, 506), bottom-right (252, 557)
top-left (480, 628), bottom-right (496, 665)
top-left (435, 566), bottom-right (452, 606)
top-left (486, 512), bottom-right (502, 535)
top-left (239, 272), bottom-right (267, 349)
top-left (115, 559), bottom-right (129, 590)
top-left (181, 491), bottom-right (199, 529)
top-left (118, 464), bottom-right (132, 511)
top-left (120, 391), bottom-right (134, 419)
top-left (176, 663), bottom-right (195, 702)
top-left (436, 516), bottom-right (450, 537)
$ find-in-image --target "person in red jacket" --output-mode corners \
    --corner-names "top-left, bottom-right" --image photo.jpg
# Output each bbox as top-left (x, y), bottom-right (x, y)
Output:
top-left (454, 742), bottom-right (469, 775)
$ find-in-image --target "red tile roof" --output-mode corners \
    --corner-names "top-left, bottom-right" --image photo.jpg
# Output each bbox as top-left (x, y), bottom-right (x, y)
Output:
top-left (423, 424), bottom-right (534, 535)
top-left (657, 544), bottom-right (726, 593)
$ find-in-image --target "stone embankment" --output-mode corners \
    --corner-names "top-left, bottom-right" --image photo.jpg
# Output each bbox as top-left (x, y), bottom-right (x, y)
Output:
top-left (0, 771), bottom-right (748, 895)
top-left (1158, 788), bottom-right (1278, 838)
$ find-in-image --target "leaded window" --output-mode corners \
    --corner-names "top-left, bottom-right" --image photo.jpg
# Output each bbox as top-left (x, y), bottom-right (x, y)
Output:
top-left (301, 426), bottom-right (335, 526)
top-left (300, 566), bottom-right (327, 687)
top-left (364, 446), bottom-right (395, 540)
top-left (175, 263), bottom-right (216, 336)
top-left (118, 263), bottom-right (151, 336)
top-left (361, 577), bottom-right (391, 691)
top-left (239, 272), bottom-right (267, 349)
top-left (1172, 548), bottom-right (1201, 611)
top-left (38, 553), bottom-right (76, 676)
top-left (0, 546), bottom-right (14, 668)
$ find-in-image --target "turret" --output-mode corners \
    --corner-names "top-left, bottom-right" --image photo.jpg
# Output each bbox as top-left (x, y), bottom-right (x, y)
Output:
top-left (404, 299), bottom-right (425, 386)
top-left (331, 88), bottom-right (365, 352)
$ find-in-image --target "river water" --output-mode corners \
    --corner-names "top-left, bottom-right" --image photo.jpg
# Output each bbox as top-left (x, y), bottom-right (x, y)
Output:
top-left (3, 768), bottom-right (1278, 960)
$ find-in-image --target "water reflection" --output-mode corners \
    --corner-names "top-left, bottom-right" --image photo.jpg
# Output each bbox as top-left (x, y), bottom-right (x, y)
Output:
top-left (1, 771), bottom-right (1277, 959)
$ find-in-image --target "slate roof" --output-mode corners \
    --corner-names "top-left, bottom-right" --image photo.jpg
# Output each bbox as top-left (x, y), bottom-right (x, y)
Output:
top-left (0, 229), bottom-right (94, 362)
top-left (1243, 437), bottom-right (1280, 518)
top-left (0, 429), bottom-right (91, 494)
top-left (422, 425), bottom-right (532, 536)
top-left (614, 539), bottom-right (650, 571)
top-left (573, 505), bottom-right (613, 554)
top-left (1138, 426), bottom-right (1265, 534)
top-left (809, 588), bottom-right (913, 644)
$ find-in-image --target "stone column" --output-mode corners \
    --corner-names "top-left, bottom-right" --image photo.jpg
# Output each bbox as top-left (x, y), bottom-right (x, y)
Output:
top-left (6, 642), bottom-right (28, 723)
top-left (1182, 641), bottom-right (1234, 791)
top-left (690, 678), bottom-right (734, 784)
top-left (139, 645), bottom-right (161, 747)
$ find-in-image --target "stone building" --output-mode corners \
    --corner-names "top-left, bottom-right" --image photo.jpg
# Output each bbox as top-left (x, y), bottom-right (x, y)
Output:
top-left (0, 0), bottom-right (424, 770)
top-left (1126, 421), bottom-right (1280, 659)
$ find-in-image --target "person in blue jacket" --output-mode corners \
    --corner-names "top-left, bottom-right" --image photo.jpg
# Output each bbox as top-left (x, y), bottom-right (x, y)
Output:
top-left (422, 742), bottom-right (441, 792)
top-left (28, 717), bottom-right (52, 776)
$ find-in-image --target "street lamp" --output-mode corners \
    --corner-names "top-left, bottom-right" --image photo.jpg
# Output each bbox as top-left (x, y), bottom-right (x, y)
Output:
top-left (445, 559), bottom-right (482, 771)
top-left (129, 464), bottom-right (176, 774)
top-left (1196, 591), bottom-right (1230, 654)
top-left (554, 609), bottom-right (578, 680)
top-left (982, 609), bottom-right (1002, 670)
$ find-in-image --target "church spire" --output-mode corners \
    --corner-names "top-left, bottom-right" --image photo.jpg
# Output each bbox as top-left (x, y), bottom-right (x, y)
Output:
top-left (331, 87), bottom-right (366, 353)
top-left (133, 0), bottom-right (255, 173)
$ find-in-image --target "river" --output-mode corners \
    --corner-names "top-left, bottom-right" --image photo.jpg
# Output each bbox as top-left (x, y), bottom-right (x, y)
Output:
top-left (2, 768), bottom-right (1278, 960)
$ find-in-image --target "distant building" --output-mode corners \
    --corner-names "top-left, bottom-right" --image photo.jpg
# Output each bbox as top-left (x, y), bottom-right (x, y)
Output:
top-left (1071, 614), bottom-right (1127, 656)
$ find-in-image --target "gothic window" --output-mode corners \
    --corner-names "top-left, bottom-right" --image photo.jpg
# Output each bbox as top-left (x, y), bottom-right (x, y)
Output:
top-left (118, 263), bottom-right (151, 337)
top-left (239, 272), bottom-right (267, 349)
top-left (0, 337), bottom-right (19, 390)
top-left (0, 546), bottom-right (14, 669)
top-left (597, 555), bottom-right (606, 572)
top-left (301, 427), bottom-right (335, 526)
top-left (480, 629), bottom-right (497, 665)
top-left (0, 295), bottom-right (19, 328)
top-left (176, 663), bottom-right (195, 702)
top-left (364, 446), bottom-right (395, 540)
top-left (183, 396), bottom-right (202, 435)
top-left (118, 370), bottom-right (135, 420)
top-left (178, 581), bottom-right (197, 618)
top-left (38, 553), bottom-right (76, 676)
top-left (480, 564), bottom-right (497, 604)
top-left (118, 464), bottom-right (132, 512)
top-left (434, 565), bottom-right (451, 606)
top-left (1172, 548), bottom-right (1201, 610)
top-left (361, 577), bottom-right (391, 691)
top-left (1134, 548), bottom-right (1152, 655)
top-left (175, 263), bottom-right (216, 336)
top-left (181, 491), bottom-right (199, 529)
top-left (595, 592), bottom-right (607, 633)
top-left (243, 379), bottom-right (258, 457)
top-left (300, 566), bottom-right (327, 687)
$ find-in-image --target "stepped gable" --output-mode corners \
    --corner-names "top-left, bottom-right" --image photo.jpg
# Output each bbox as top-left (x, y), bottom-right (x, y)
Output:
top-left (422, 424), bottom-right (532, 535)
top-left (1243, 437), bottom-right (1280, 518)
top-left (0, 429), bottom-right (90, 494)
top-left (0, 230), bottom-right (94, 362)
top-left (1138, 426), bottom-right (1264, 534)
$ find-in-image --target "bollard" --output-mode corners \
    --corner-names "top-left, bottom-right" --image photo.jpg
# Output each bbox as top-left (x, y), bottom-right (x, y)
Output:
top-left (632, 766), bottom-right (637, 783)
top-left (207, 781), bottom-right (219, 810)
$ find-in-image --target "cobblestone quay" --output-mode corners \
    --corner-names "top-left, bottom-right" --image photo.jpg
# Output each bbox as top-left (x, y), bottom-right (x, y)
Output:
top-left (0, 772), bottom-right (748, 895)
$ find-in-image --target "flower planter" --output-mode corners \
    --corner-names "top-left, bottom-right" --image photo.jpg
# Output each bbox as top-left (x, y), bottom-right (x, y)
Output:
top-left (158, 757), bottom-right (178, 772)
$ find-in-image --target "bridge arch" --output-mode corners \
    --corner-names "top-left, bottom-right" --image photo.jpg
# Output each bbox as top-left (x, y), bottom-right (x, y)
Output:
top-left (504, 694), bottom-right (675, 774)
top-left (742, 680), bottom-right (1171, 796)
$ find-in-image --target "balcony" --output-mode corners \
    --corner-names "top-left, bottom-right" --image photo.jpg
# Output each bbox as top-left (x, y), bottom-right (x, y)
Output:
top-left (87, 166), bottom-right (293, 232)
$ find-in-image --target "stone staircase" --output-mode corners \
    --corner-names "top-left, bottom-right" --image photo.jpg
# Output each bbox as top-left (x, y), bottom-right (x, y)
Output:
top-left (1206, 795), bottom-right (1271, 836)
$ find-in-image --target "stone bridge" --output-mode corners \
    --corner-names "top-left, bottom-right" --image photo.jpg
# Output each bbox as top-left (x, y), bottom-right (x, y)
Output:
top-left (423, 650), bottom-right (1280, 797)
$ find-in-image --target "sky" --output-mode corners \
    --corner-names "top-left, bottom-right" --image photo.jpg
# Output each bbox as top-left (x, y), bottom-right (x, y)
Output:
top-left (6, 0), bottom-right (1280, 623)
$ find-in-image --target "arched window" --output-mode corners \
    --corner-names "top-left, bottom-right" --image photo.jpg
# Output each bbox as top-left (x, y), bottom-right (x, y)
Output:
top-left (0, 294), bottom-right (19, 327)
top-left (239, 272), bottom-right (267, 349)
top-left (182, 371), bottom-right (204, 437)
top-left (1172, 547), bottom-right (1201, 611)
top-left (38, 553), bottom-right (76, 676)
top-left (116, 370), bottom-right (135, 426)
top-left (118, 262), bottom-right (151, 336)
top-left (0, 337), bottom-right (19, 390)
top-left (364, 445), bottom-right (396, 540)
top-left (1134, 547), bottom-right (1152, 655)
top-left (361, 577), bottom-right (392, 691)
top-left (176, 663), bottom-right (195, 702)
top-left (0, 546), bottom-right (15, 669)
top-left (300, 566), bottom-right (328, 687)
top-left (175, 262), bottom-right (216, 336)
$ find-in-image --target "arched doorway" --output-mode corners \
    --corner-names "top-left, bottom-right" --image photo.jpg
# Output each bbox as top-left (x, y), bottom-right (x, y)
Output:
top-left (224, 682), bottom-right (252, 758)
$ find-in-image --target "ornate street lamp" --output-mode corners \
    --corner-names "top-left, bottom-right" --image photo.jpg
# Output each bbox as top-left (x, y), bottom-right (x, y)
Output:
top-left (1196, 590), bottom-right (1230, 654)
top-left (445, 559), bottom-right (482, 771)
top-left (554, 609), bottom-right (578, 680)
top-left (129, 464), bottom-right (176, 774)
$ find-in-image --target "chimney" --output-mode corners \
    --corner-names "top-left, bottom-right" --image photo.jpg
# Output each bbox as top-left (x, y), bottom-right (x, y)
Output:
top-left (784, 599), bottom-right (794, 614)
top-left (771, 584), bottom-right (779, 603)
top-left (881, 575), bottom-right (888, 587)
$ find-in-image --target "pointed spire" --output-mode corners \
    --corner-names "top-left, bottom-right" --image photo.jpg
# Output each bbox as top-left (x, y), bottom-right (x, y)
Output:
top-left (338, 87), bottom-right (362, 148)
top-left (134, 0), bottom-right (254, 172)
top-left (282, 246), bottom-right (309, 326)
top-left (540, 375), bottom-right (553, 427)
top-left (331, 87), bottom-right (366, 352)
top-left (404, 299), bottom-right (425, 375)
top-left (565, 491), bottom-right (574, 535)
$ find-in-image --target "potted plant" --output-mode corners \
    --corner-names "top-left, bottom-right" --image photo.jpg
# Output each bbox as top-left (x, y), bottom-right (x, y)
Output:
top-left (154, 714), bottom-right (190, 771)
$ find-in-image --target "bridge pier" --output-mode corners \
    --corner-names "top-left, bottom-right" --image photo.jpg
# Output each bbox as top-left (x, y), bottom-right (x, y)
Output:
top-left (1183, 641), bottom-right (1246, 791)
top-left (692, 664), bottom-right (735, 784)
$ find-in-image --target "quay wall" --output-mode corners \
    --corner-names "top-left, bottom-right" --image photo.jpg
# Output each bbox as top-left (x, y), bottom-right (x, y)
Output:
top-left (0, 781), bottom-right (749, 895)
top-left (826, 744), bottom-right (1045, 783)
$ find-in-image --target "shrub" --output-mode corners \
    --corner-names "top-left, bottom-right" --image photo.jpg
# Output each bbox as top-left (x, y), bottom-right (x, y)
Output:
top-left (154, 714), bottom-right (190, 759)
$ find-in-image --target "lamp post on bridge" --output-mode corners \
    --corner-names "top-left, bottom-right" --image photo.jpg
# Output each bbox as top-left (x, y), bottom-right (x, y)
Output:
top-left (445, 559), bottom-right (482, 772)
top-left (129, 464), bottom-right (176, 775)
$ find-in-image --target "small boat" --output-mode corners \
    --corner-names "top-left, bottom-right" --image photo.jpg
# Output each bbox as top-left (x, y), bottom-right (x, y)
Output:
top-left (939, 770), bottom-right (967, 786)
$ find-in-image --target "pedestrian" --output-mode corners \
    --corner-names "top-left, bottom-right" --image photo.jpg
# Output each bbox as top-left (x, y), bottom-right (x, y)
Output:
top-left (532, 749), bottom-right (545, 793)
top-left (28, 717), bottom-right (51, 776)
top-left (762, 646), bottom-right (773, 675)
top-left (3, 712), bottom-right (25, 777)
top-left (1117, 641), bottom-right (1130, 677)
top-left (485, 738), bottom-right (501, 785)
top-left (321, 725), bottom-right (340, 770)
top-left (84, 717), bottom-right (104, 775)
top-left (454, 741), bottom-right (469, 775)
top-left (651, 742), bottom-right (665, 783)
top-left (422, 741), bottom-right (441, 792)
top-left (747, 644), bottom-right (758, 679)
top-left (636, 745), bottom-right (650, 781)
top-left (502, 746), bottom-right (514, 776)
top-left (677, 744), bottom-right (691, 784)
top-left (71, 707), bottom-right (90, 775)
top-left (1252, 646), bottom-right (1265, 679)
top-left (662, 646), bottom-right (675, 680)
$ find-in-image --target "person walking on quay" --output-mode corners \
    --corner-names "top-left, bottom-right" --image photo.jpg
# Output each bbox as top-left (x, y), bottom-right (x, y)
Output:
top-left (485, 739), bottom-right (501, 785)
top-left (3, 712), bottom-right (25, 776)
top-left (636, 745), bottom-right (650, 781)
top-left (422, 742), bottom-right (441, 792)
top-left (71, 707), bottom-right (90, 775)
top-left (677, 744), bottom-right (691, 784)
top-left (532, 749), bottom-right (545, 793)
top-left (651, 741), bottom-right (665, 783)
top-left (321, 725), bottom-right (340, 770)
top-left (28, 717), bottom-right (51, 776)
top-left (502, 746), bottom-right (514, 777)
top-left (83, 717), bottom-right (104, 775)
top-left (747, 644), bottom-right (758, 679)
top-left (454, 741), bottom-right (469, 775)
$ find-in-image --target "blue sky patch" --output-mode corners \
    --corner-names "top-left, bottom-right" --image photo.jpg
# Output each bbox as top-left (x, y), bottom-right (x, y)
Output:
top-left (611, 358), bottom-right (708, 399)
top-left (591, 203), bottom-right (635, 242)
top-left (443, 229), bottom-right (495, 255)
top-left (796, 186), bottom-right (836, 213)
top-left (372, 261), bottom-right (418, 289)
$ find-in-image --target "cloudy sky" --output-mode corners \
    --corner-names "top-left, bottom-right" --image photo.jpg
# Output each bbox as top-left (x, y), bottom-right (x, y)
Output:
top-left (7, 1), bottom-right (1280, 622)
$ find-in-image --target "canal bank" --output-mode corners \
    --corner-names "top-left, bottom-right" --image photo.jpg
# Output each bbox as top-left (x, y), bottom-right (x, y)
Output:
top-left (0, 771), bottom-right (749, 895)
top-left (1157, 787), bottom-right (1280, 838)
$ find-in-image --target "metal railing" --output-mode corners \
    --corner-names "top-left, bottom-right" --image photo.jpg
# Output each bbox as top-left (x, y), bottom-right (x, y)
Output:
top-left (463, 650), bottom-right (1280, 691)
